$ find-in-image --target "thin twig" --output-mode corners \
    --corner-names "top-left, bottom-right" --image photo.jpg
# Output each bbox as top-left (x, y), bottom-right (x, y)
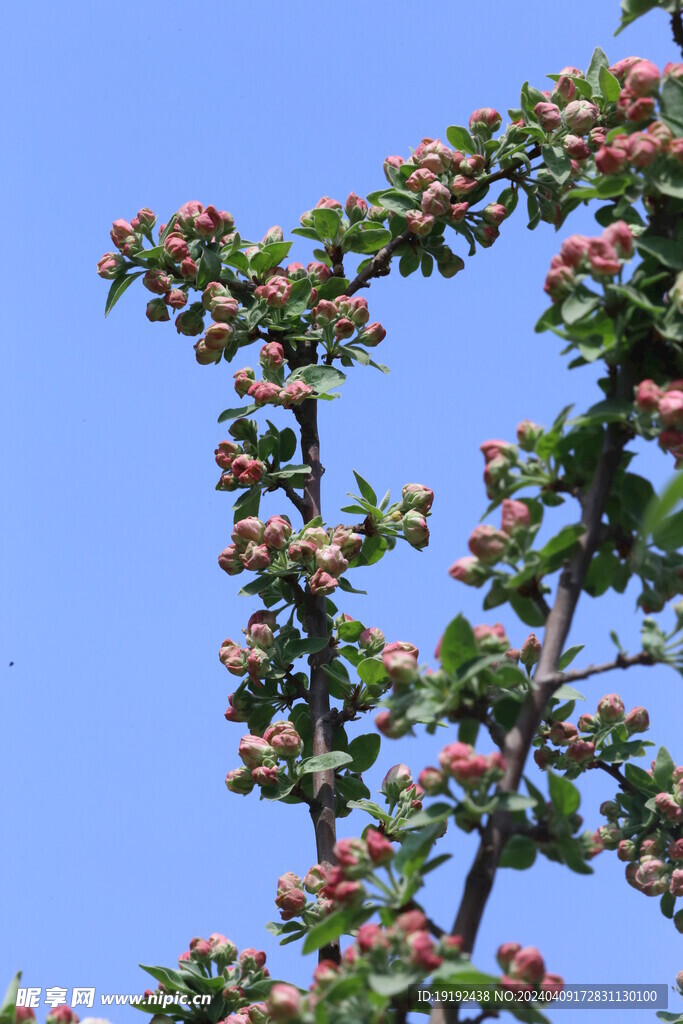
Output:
top-left (589, 760), bottom-right (641, 797)
top-left (539, 650), bottom-right (655, 688)
top-left (272, 478), bottom-right (307, 519)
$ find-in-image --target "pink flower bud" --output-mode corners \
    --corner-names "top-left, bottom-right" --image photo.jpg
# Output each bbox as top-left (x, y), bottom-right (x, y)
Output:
top-left (670, 868), bottom-right (683, 897)
top-left (375, 709), bottom-right (406, 738)
top-left (175, 308), bottom-right (204, 336)
top-left (510, 947), bottom-right (546, 984)
top-left (252, 764), bottom-right (279, 786)
top-left (626, 59), bottom-right (660, 97)
top-left (483, 203), bottom-right (508, 226)
top-left (418, 766), bottom-right (445, 794)
top-left (468, 524), bottom-right (508, 563)
top-left (636, 858), bottom-right (670, 896)
top-left (308, 569), bottom-right (339, 596)
top-left (626, 131), bottom-right (661, 167)
top-left (597, 693), bottom-right (625, 724)
top-left (496, 942), bottom-right (522, 971)
top-left (405, 168), bottom-right (437, 192)
top-left (564, 100), bottom-right (599, 133)
top-left (146, 298), bottom-right (170, 322)
top-left (405, 210), bottom-right (435, 236)
top-left (164, 233), bottom-right (190, 262)
top-left (248, 380), bottom-right (281, 406)
top-left (219, 639), bottom-right (249, 675)
top-left (400, 483), bottom-right (434, 514)
top-left (625, 706), bottom-right (649, 734)
top-left (448, 556), bottom-right (484, 585)
top-left (303, 864), bottom-right (326, 894)
top-left (264, 721), bottom-right (303, 759)
top-left (248, 622), bottom-right (274, 650)
top-left (218, 545), bottom-right (244, 576)
top-left (655, 792), bottom-right (683, 821)
top-left (211, 296), bottom-right (240, 322)
top-left (260, 342), bottom-right (285, 371)
top-left (541, 974), bottom-right (564, 996)
top-left (232, 517), bottom-right (265, 548)
top-left (255, 276), bottom-right (292, 308)
top-left (635, 379), bottom-right (662, 411)
top-left (356, 923), bottom-right (388, 952)
top-left (595, 144), bottom-right (629, 174)
top-left (520, 633), bottom-right (542, 669)
top-left (238, 734), bottom-right (276, 769)
top-left (534, 102), bottom-right (562, 131)
top-left (421, 182), bottom-right (452, 217)
top-left (566, 740), bottom-right (595, 763)
top-left (402, 510), bottom-right (430, 549)
top-left (408, 931), bottom-right (443, 971)
top-left (469, 108), bottom-right (502, 134)
top-left (603, 221), bottom-right (634, 259)
top-left (231, 455), bottom-right (265, 485)
top-left (473, 622), bottom-right (509, 652)
top-left (549, 721), bottom-right (578, 745)
top-left (280, 381), bottom-right (315, 407)
top-left (414, 137), bottom-right (454, 173)
top-left (660, 390), bottom-right (683, 428)
top-left (204, 321), bottom-right (233, 352)
top-left (564, 134), bottom-right (591, 160)
top-left (97, 252), bottom-right (126, 278)
top-left (359, 626), bottom-right (385, 655)
top-left (544, 264), bottom-right (576, 300)
top-left (241, 543), bottom-right (271, 571)
top-left (501, 499), bottom-right (531, 534)
top-left (345, 192), bottom-right (368, 222)
top-left (381, 763), bottom-right (413, 799)
top-left (215, 440), bottom-right (240, 470)
top-left (15, 1010), bottom-right (36, 1023)
top-left (110, 218), bottom-right (136, 250)
top-left (395, 909), bottom-right (428, 934)
top-left (315, 544), bottom-right (348, 576)
top-left (366, 828), bottom-right (394, 865)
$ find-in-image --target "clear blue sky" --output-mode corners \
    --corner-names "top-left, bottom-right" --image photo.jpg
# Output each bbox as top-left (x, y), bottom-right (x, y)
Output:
top-left (2, 2), bottom-right (681, 1021)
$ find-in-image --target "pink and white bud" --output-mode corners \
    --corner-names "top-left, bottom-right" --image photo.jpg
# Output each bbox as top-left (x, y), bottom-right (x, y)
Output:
top-left (468, 524), bottom-right (508, 563)
top-left (625, 59), bottom-right (660, 97)
top-left (597, 693), bottom-right (625, 724)
top-left (400, 483), bottom-right (434, 514)
top-left (308, 569), bottom-right (339, 596)
top-left (564, 100), bottom-right (599, 133)
top-left (534, 102), bottom-right (562, 131)
top-left (520, 633), bottom-right (542, 669)
top-left (260, 342), bottom-right (285, 372)
top-left (381, 763), bottom-right (413, 799)
top-left (501, 499), bottom-right (531, 534)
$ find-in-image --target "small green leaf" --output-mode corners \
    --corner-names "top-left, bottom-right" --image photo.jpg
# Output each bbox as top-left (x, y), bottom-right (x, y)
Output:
top-left (541, 144), bottom-right (572, 185)
top-left (439, 614), bottom-right (478, 673)
top-left (368, 972), bottom-right (422, 998)
top-left (599, 64), bottom-right (621, 102)
top-left (288, 364), bottom-right (346, 397)
top-left (637, 235), bottom-right (683, 271)
top-left (337, 619), bottom-right (365, 642)
top-left (446, 125), bottom-right (476, 152)
top-left (297, 751), bottom-right (353, 776)
top-left (302, 908), bottom-right (354, 954)
top-left (558, 645), bottom-right (584, 670)
top-left (218, 403), bottom-right (258, 423)
top-left (352, 470), bottom-right (377, 506)
top-left (585, 46), bottom-right (610, 95)
top-left (356, 658), bottom-right (388, 687)
top-left (653, 746), bottom-right (675, 790)
top-left (104, 271), bottom-right (143, 316)
top-left (538, 523), bottom-right (585, 562)
top-left (286, 637), bottom-right (330, 658)
top-left (500, 834), bottom-right (537, 870)
top-left (347, 733), bottom-right (381, 772)
top-left (548, 771), bottom-right (580, 815)
top-left (652, 508), bottom-right (683, 552)
top-left (312, 208), bottom-right (341, 240)
top-left (553, 683), bottom-right (586, 701)
top-left (196, 247), bottom-right (222, 289)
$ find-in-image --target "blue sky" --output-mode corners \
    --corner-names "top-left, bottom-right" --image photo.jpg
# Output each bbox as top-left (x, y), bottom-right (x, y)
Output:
top-left (1, 1), bottom-right (681, 1021)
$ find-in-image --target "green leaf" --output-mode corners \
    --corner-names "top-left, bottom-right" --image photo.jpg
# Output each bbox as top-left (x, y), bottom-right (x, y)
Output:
top-left (572, 398), bottom-right (633, 426)
top-left (599, 64), bottom-right (621, 102)
top-left (285, 277), bottom-right (312, 316)
top-left (288, 364), bottom-right (346, 397)
top-left (352, 470), bottom-right (377, 506)
top-left (553, 683), bottom-right (586, 701)
top-left (104, 271), bottom-right (143, 316)
top-left (279, 427), bottom-right (298, 462)
top-left (558, 645), bottom-right (584, 670)
top-left (0, 974), bottom-right (21, 1024)
top-left (217, 403), bottom-right (258, 423)
top-left (297, 751), bottom-right (353, 776)
top-left (404, 802), bottom-right (453, 829)
top-left (640, 473), bottom-right (683, 549)
top-left (394, 823), bottom-right (442, 876)
top-left (238, 575), bottom-right (273, 597)
top-left (342, 225), bottom-right (392, 254)
top-left (548, 771), bottom-right (580, 815)
top-left (302, 908), bottom-right (355, 954)
top-left (132, 245), bottom-right (165, 261)
top-left (585, 46), bottom-right (610, 95)
top-left (653, 746), bottom-right (675, 790)
top-left (195, 247), bottom-right (222, 289)
top-left (541, 144), bottom-right (572, 185)
top-left (561, 285), bottom-right (601, 325)
top-left (637, 235), bottom-right (683, 271)
top-left (368, 972), bottom-right (421, 997)
top-left (446, 125), bottom-right (476, 152)
top-left (661, 75), bottom-right (683, 132)
top-left (624, 762), bottom-right (659, 794)
top-left (652, 508), bottom-right (683, 552)
top-left (500, 834), bottom-right (537, 870)
top-left (356, 658), bottom-right (388, 687)
top-left (609, 283), bottom-right (665, 315)
top-left (347, 733), bottom-right (381, 772)
top-left (286, 637), bottom-right (330, 658)
top-left (538, 523), bottom-right (585, 562)
top-left (660, 889), bottom-right (676, 919)
top-left (439, 614), bottom-right (478, 673)
top-left (312, 208), bottom-right (341, 240)
top-left (233, 486), bottom-right (260, 522)
top-left (337, 619), bottom-right (365, 642)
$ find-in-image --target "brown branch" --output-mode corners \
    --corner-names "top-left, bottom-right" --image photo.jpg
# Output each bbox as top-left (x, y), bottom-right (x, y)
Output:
top-left (589, 760), bottom-right (641, 797)
top-left (673, 10), bottom-right (683, 58)
top-left (430, 375), bottom-right (632, 1024)
top-left (293, 395), bottom-right (340, 964)
top-left (539, 650), bottom-right (655, 688)
top-left (345, 230), bottom-right (414, 296)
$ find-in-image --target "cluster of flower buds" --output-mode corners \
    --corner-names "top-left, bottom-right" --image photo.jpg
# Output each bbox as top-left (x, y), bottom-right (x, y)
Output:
top-left (218, 515), bottom-right (294, 576)
top-left (378, 763), bottom-right (425, 818)
top-left (535, 693), bottom-right (650, 772)
top-left (544, 221), bottom-right (634, 300)
top-left (225, 721), bottom-right (304, 795)
top-left (418, 742), bottom-right (506, 794)
top-left (44, 1011), bottom-right (80, 1024)
top-left (496, 943), bottom-right (564, 995)
top-left (220, 610), bottom-right (281, 699)
top-left (177, 933), bottom-right (238, 970)
top-left (635, 376), bottom-right (683, 467)
top-left (611, 58), bottom-right (667, 125)
top-left (311, 293), bottom-right (386, 351)
top-left (282, 829), bottom-right (396, 913)
top-left (233, 348), bottom-right (316, 408)
top-left (448, 497), bottom-right (533, 585)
